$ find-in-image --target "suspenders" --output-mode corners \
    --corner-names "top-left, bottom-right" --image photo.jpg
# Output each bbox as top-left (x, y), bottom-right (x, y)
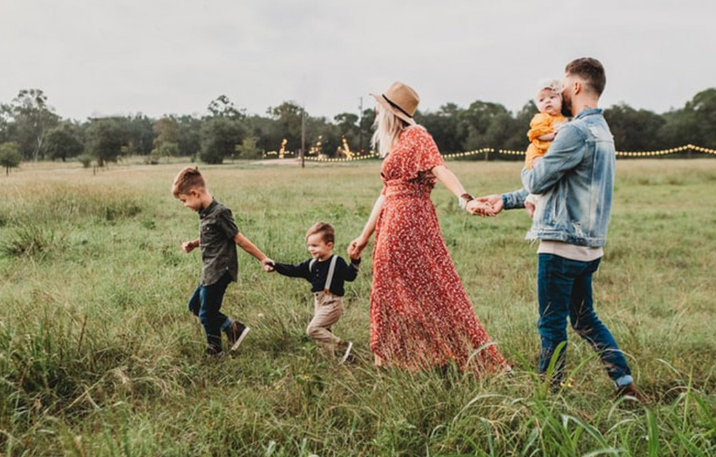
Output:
top-left (309, 256), bottom-right (339, 294)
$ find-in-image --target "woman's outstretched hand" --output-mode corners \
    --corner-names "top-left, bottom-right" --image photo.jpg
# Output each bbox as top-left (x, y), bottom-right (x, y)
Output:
top-left (475, 195), bottom-right (504, 216)
top-left (348, 236), bottom-right (368, 260)
top-left (466, 200), bottom-right (496, 217)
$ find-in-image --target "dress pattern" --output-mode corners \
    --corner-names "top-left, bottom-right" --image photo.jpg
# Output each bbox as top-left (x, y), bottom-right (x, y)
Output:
top-left (370, 126), bottom-right (507, 373)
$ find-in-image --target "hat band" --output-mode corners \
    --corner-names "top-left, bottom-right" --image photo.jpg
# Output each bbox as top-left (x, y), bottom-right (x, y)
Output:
top-left (382, 94), bottom-right (413, 119)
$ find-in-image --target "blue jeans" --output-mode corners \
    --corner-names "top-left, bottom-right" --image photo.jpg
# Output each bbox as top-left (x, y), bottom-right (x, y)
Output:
top-left (188, 272), bottom-right (232, 353)
top-left (537, 254), bottom-right (632, 387)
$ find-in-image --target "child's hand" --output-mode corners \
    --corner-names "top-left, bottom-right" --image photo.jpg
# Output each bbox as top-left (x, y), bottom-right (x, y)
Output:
top-left (262, 258), bottom-right (275, 273)
top-left (525, 201), bottom-right (536, 218)
top-left (531, 156), bottom-right (543, 167)
top-left (182, 240), bottom-right (197, 253)
top-left (348, 236), bottom-right (368, 259)
top-left (476, 195), bottom-right (504, 214)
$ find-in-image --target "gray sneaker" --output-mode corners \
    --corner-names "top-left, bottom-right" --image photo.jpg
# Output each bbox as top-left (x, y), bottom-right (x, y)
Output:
top-left (226, 321), bottom-right (250, 352)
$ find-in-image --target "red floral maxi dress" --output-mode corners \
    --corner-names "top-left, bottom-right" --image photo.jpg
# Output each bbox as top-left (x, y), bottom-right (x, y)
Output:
top-left (370, 126), bottom-right (507, 374)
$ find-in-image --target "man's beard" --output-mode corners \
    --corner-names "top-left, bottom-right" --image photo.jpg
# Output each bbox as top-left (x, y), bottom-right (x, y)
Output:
top-left (561, 97), bottom-right (572, 117)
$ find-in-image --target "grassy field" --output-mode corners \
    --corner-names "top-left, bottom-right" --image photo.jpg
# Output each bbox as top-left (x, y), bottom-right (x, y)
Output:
top-left (1, 158), bottom-right (715, 456)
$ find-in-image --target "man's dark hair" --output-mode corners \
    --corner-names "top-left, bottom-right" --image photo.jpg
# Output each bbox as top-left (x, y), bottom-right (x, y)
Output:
top-left (565, 58), bottom-right (606, 96)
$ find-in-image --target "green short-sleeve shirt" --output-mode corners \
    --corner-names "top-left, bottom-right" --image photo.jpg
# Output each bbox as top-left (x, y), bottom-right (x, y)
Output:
top-left (199, 199), bottom-right (239, 285)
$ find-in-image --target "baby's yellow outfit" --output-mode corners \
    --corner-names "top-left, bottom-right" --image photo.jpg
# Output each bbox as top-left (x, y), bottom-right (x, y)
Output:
top-left (525, 112), bottom-right (567, 169)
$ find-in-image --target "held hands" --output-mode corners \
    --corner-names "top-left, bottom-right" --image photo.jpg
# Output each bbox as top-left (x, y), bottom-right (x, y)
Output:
top-left (262, 258), bottom-right (276, 273)
top-left (466, 194), bottom-right (504, 217)
top-left (474, 195), bottom-right (504, 215)
top-left (465, 199), bottom-right (496, 217)
top-left (348, 236), bottom-right (368, 260)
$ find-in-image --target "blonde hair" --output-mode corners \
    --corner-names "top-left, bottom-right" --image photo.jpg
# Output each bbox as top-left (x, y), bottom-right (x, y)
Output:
top-left (306, 221), bottom-right (335, 244)
top-left (371, 107), bottom-right (409, 158)
top-left (172, 166), bottom-right (206, 197)
top-left (534, 79), bottom-right (563, 103)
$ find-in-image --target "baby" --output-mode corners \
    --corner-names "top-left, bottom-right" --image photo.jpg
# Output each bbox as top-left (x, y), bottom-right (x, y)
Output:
top-left (524, 79), bottom-right (568, 207)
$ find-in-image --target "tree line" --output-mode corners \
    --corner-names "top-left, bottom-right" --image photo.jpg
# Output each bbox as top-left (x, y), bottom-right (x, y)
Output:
top-left (1, 87), bottom-right (715, 171)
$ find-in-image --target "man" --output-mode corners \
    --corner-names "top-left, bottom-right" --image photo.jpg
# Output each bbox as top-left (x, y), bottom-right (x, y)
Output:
top-left (480, 58), bottom-right (645, 401)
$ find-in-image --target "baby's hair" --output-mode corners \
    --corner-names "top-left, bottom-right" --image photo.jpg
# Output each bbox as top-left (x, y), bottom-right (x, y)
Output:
top-left (537, 78), bottom-right (563, 94)
top-left (535, 79), bottom-right (563, 103)
top-left (306, 222), bottom-right (335, 244)
top-left (172, 166), bottom-right (206, 197)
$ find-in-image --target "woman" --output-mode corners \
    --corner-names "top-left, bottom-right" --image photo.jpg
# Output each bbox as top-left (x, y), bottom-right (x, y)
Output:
top-left (348, 82), bottom-right (508, 374)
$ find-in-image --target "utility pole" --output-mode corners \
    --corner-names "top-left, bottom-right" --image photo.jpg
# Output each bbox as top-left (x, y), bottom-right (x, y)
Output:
top-left (358, 96), bottom-right (364, 153)
top-left (300, 107), bottom-right (306, 169)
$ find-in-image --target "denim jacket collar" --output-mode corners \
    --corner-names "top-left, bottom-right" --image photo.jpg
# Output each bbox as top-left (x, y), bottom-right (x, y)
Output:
top-left (573, 108), bottom-right (602, 120)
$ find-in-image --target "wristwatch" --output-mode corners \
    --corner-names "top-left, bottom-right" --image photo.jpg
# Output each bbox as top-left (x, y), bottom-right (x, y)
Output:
top-left (458, 193), bottom-right (474, 210)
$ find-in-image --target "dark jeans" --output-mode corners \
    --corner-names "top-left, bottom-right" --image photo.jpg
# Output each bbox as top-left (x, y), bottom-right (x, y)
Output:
top-left (188, 272), bottom-right (232, 353)
top-left (537, 254), bottom-right (632, 387)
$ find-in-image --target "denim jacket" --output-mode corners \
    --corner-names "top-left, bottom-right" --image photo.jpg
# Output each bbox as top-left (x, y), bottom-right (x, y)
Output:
top-left (502, 108), bottom-right (615, 247)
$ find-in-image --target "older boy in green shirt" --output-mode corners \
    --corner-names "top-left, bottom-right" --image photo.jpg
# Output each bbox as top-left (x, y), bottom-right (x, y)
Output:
top-left (173, 166), bottom-right (273, 355)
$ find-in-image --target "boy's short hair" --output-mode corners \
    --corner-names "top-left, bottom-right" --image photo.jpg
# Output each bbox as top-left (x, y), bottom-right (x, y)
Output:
top-left (535, 79), bottom-right (563, 103)
top-left (306, 222), bottom-right (335, 244)
top-left (172, 166), bottom-right (206, 197)
top-left (565, 57), bottom-right (606, 96)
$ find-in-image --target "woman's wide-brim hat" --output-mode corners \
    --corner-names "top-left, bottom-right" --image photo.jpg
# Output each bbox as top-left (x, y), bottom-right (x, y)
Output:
top-left (370, 81), bottom-right (419, 125)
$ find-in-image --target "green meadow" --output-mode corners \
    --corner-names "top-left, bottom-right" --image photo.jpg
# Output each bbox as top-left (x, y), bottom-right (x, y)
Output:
top-left (1, 158), bottom-right (715, 456)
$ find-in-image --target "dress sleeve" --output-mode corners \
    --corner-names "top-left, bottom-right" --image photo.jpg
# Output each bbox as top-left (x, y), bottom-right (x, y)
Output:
top-left (402, 126), bottom-right (445, 180)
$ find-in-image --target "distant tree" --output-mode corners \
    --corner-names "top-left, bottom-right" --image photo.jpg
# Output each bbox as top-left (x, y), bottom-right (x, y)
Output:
top-left (0, 142), bottom-right (22, 175)
top-left (176, 115), bottom-right (202, 157)
top-left (235, 136), bottom-right (261, 159)
top-left (268, 102), bottom-right (305, 153)
top-left (85, 118), bottom-right (127, 166)
top-left (308, 116), bottom-right (340, 157)
top-left (461, 101), bottom-right (512, 154)
top-left (244, 115), bottom-right (276, 154)
top-left (44, 123), bottom-right (84, 161)
top-left (605, 104), bottom-right (665, 151)
top-left (685, 88), bottom-right (716, 148)
top-left (6, 89), bottom-right (59, 161)
top-left (124, 114), bottom-right (154, 156)
top-left (334, 112), bottom-right (360, 152)
top-left (0, 104), bottom-right (11, 145)
top-left (416, 103), bottom-right (465, 153)
top-left (208, 95), bottom-right (245, 119)
top-left (149, 116), bottom-right (179, 163)
top-left (200, 117), bottom-right (245, 164)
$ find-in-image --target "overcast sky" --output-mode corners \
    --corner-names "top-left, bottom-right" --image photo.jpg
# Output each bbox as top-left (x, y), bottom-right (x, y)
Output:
top-left (2, 0), bottom-right (715, 121)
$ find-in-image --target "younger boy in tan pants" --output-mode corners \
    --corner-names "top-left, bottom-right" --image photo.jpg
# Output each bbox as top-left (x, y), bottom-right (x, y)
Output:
top-left (267, 222), bottom-right (360, 362)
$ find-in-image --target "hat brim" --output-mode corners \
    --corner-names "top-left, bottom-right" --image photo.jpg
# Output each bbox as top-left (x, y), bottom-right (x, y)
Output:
top-left (370, 93), bottom-right (416, 126)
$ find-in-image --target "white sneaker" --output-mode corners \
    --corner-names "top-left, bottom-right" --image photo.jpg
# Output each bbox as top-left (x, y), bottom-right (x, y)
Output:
top-left (227, 322), bottom-right (250, 352)
top-left (339, 341), bottom-right (353, 364)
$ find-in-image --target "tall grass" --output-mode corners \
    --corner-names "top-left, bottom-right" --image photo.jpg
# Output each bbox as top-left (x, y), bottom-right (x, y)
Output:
top-left (1, 159), bottom-right (715, 455)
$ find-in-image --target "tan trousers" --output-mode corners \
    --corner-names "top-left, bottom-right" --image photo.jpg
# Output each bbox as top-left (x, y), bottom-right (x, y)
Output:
top-left (307, 292), bottom-right (343, 346)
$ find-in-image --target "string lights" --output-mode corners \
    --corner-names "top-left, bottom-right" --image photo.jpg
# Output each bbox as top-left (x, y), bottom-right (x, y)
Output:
top-left (294, 144), bottom-right (716, 162)
top-left (304, 151), bottom-right (379, 162)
